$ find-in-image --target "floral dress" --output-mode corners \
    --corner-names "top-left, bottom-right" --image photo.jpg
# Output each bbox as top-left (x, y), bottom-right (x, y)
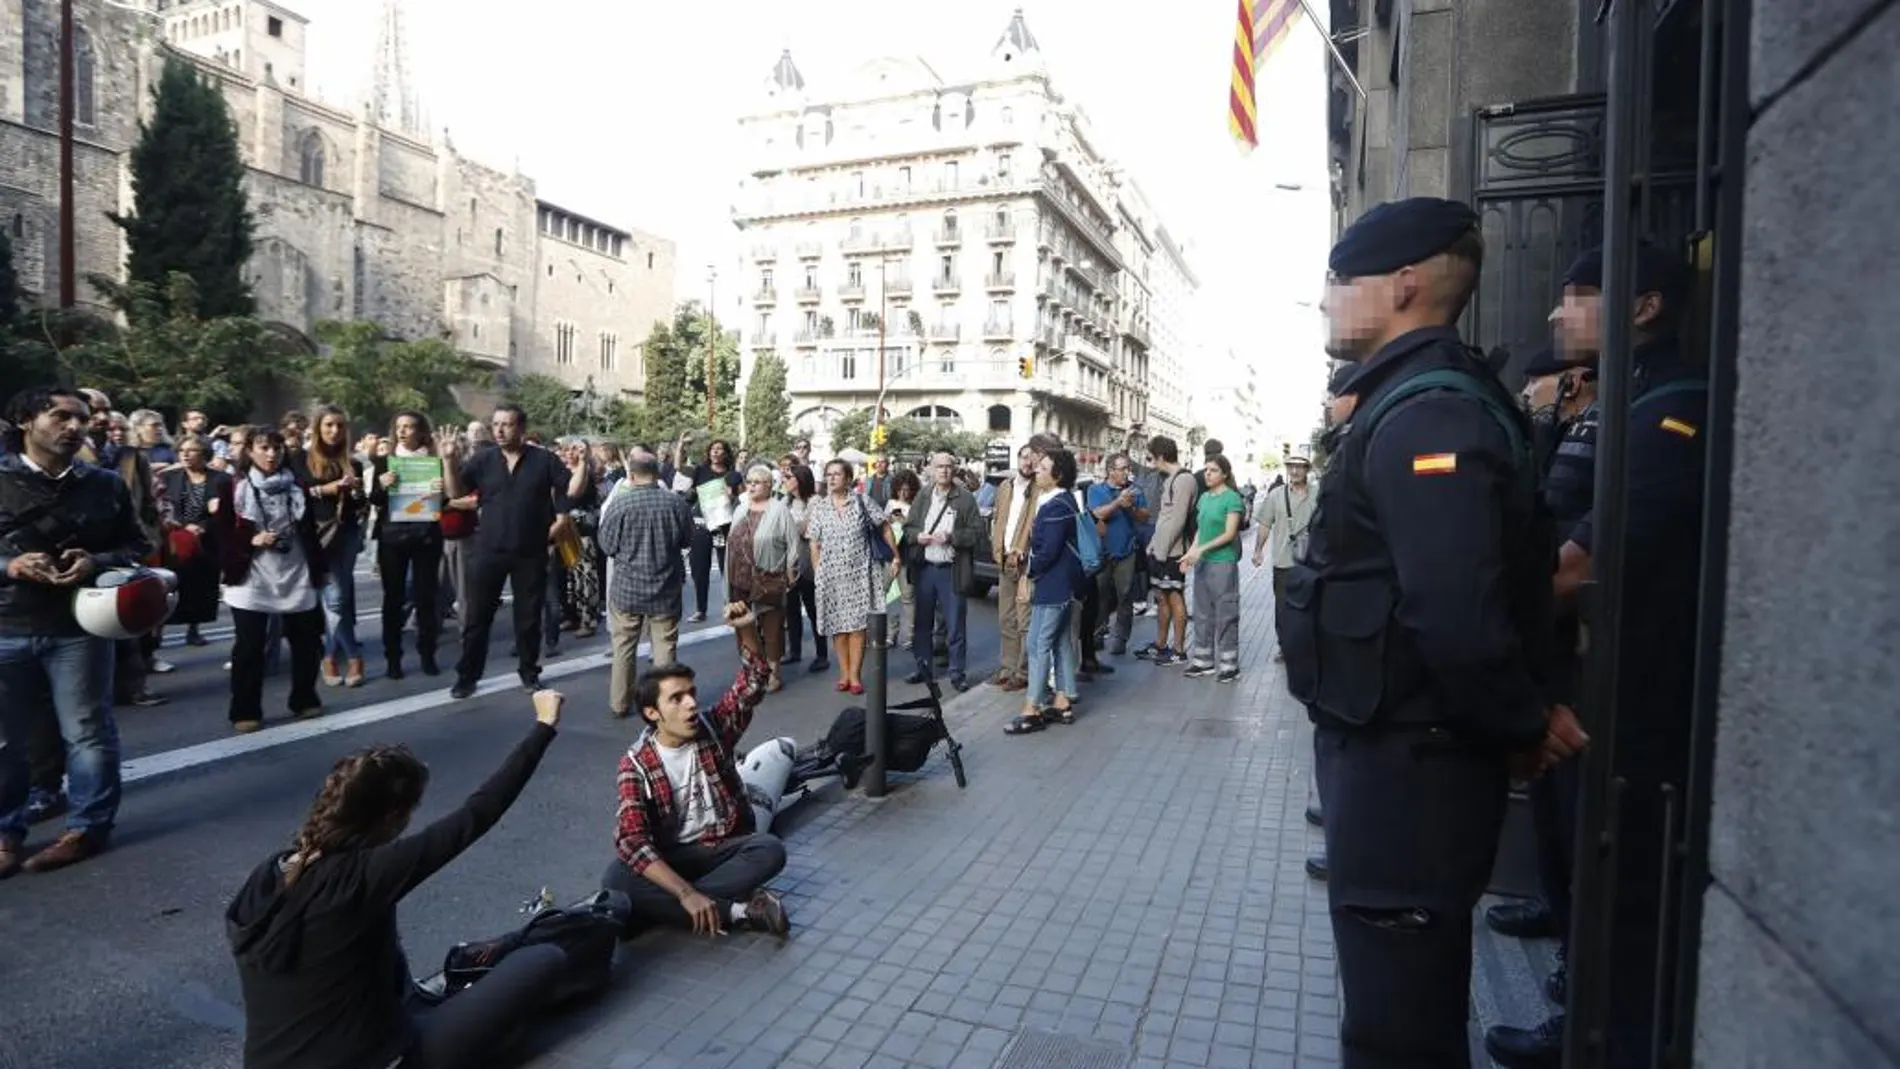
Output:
top-left (808, 492), bottom-right (884, 636)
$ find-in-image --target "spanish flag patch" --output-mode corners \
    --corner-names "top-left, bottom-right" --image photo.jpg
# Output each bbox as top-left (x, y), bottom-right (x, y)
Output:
top-left (1659, 417), bottom-right (1698, 439)
top-left (1412, 453), bottom-right (1458, 475)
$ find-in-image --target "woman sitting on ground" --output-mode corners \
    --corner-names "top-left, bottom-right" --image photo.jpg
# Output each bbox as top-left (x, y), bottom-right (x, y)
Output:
top-left (226, 690), bottom-right (566, 1069)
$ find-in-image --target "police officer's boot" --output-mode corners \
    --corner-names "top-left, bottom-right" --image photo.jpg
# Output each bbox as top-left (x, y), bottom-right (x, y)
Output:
top-left (1304, 854), bottom-right (1328, 881)
top-left (1483, 1015), bottom-right (1563, 1068)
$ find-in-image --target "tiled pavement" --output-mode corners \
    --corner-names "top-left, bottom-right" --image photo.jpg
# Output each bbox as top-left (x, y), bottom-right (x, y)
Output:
top-left (527, 565), bottom-right (1550, 1069)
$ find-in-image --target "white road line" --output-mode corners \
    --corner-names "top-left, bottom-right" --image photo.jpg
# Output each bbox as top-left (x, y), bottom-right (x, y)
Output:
top-left (123, 624), bottom-right (729, 784)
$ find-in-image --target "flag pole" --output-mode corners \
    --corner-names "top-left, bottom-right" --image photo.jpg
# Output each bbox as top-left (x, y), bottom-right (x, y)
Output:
top-left (1293, 0), bottom-right (1367, 99)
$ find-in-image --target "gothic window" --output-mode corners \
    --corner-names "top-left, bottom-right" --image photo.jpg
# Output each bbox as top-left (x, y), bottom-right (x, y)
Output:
top-left (73, 27), bottom-right (97, 127)
top-left (298, 131), bottom-right (325, 187)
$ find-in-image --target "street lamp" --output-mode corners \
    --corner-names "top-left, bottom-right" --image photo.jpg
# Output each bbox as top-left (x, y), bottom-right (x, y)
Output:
top-left (872, 254), bottom-right (904, 447)
top-left (705, 265), bottom-right (718, 429)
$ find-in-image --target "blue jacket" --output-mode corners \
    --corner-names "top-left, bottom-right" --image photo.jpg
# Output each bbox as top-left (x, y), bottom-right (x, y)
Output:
top-left (1026, 490), bottom-right (1084, 605)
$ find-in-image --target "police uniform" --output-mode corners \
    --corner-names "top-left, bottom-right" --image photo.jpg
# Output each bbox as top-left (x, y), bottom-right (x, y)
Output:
top-left (1278, 199), bottom-right (1554, 1068)
top-left (1555, 253), bottom-right (1707, 1069)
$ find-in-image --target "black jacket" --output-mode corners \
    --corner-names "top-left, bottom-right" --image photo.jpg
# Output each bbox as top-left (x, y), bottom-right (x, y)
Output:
top-left (0, 454), bottom-right (152, 637)
top-left (226, 724), bottom-right (555, 1069)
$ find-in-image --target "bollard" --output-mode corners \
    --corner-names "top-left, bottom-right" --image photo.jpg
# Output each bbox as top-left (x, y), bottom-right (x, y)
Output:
top-left (863, 607), bottom-right (889, 798)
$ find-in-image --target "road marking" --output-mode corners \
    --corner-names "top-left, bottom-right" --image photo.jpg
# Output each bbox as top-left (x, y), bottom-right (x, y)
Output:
top-left (122, 624), bottom-right (729, 784)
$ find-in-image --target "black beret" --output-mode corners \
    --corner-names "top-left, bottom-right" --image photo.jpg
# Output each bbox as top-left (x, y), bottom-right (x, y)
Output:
top-left (1562, 243), bottom-right (1689, 296)
top-left (1328, 197), bottom-right (1481, 277)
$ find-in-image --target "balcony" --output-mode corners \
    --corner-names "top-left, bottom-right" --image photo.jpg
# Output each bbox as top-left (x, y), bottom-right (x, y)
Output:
top-left (795, 285), bottom-right (823, 303)
top-left (750, 246), bottom-right (778, 262)
top-left (928, 323), bottom-right (961, 342)
top-left (1065, 331), bottom-right (1112, 367)
top-left (795, 242), bottom-right (824, 259)
top-left (841, 233), bottom-right (876, 254)
top-left (1039, 325), bottom-right (1061, 349)
top-left (874, 229), bottom-right (915, 252)
top-left (794, 330), bottom-right (822, 347)
top-left (752, 287), bottom-right (778, 305)
top-left (985, 272), bottom-right (1016, 292)
top-left (932, 275), bottom-right (961, 295)
top-left (935, 227), bottom-right (964, 247)
top-left (838, 283), bottom-right (866, 300)
top-left (885, 277), bottom-right (914, 297)
top-left (749, 332), bottom-right (778, 347)
top-left (982, 319), bottom-right (1015, 340)
top-left (1122, 318), bottom-right (1152, 348)
top-left (987, 221), bottom-right (1017, 243)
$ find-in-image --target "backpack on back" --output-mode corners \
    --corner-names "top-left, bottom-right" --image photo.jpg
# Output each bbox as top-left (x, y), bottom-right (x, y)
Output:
top-left (1072, 497), bottom-right (1105, 576)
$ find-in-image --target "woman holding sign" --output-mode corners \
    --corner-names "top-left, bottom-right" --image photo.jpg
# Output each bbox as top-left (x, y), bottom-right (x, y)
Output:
top-left (368, 411), bottom-right (446, 681)
top-left (683, 438), bottom-right (742, 624)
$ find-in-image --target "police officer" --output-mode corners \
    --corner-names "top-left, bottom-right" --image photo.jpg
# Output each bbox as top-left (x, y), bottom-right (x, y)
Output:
top-left (1485, 244), bottom-right (1706, 1068)
top-left (1279, 198), bottom-right (1586, 1067)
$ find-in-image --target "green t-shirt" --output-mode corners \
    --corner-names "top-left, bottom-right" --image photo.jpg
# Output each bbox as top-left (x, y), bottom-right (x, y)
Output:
top-left (1194, 487), bottom-right (1245, 563)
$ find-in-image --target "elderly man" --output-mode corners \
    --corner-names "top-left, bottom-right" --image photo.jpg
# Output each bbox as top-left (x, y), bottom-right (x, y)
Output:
top-left (598, 448), bottom-right (695, 717)
top-left (902, 451), bottom-right (982, 691)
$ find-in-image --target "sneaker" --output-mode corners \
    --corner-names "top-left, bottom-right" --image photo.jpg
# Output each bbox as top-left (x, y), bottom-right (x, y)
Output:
top-left (744, 889), bottom-right (790, 937)
top-left (150, 659), bottom-right (177, 674)
top-left (1216, 669), bottom-right (1239, 684)
top-left (1151, 649), bottom-right (1178, 667)
top-left (688, 611), bottom-right (708, 624)
top-left (22, 829), bottom-right (108, 874)
top-left (1183, 664), bottom-right (1216, 679)
top-left (121, 690), bottom-right (167, 707)
top-left (233, 719), bottom-right (263, 734)
top-left (1134, 645), bottom-right (1159, 661)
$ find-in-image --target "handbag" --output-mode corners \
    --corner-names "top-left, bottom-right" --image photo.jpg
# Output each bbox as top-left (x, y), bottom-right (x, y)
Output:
top-left (856, 495), bottom-right (894, 565)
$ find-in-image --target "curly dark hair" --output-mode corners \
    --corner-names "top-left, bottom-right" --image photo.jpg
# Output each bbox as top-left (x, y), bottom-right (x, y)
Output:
top-left (280, 744), bottom-right (430, 887)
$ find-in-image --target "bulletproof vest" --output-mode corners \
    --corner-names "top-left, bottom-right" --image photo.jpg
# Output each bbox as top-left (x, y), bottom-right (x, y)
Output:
top-left (1282, 335), bottom-right (1553, 735)
top-left (1543, 401), bottom-right (1599, 538)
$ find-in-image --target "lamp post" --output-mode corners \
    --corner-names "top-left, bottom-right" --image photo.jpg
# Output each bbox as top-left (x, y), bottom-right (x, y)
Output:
top-left (872, 254), bottom-right (904, 444)
top-left (705, 266), bottom-right (718, 429)
top-left (57, 0), bottom-right (76, 316)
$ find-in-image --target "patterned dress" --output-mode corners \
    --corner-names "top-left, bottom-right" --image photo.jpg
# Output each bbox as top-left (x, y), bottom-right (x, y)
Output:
top-left (808, 492), bottom-right (885, 636)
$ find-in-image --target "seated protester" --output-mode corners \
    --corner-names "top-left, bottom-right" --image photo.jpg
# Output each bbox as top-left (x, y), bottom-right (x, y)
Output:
top-left (603, 602), bottom-right (790, 938)
top-left (227, 690), bottom-right (566, 1069)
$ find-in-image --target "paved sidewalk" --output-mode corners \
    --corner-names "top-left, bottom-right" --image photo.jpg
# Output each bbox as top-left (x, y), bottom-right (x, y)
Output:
top-left (531, 566), bottom-right (1340, 1069)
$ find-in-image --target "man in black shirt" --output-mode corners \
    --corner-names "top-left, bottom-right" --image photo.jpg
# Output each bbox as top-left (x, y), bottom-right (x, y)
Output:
top-left (441, 405), bottom-right (585, 698)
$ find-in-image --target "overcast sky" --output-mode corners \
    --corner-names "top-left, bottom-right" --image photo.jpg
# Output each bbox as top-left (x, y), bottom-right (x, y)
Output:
top-left (304, 0), bottom-right (1333, 437)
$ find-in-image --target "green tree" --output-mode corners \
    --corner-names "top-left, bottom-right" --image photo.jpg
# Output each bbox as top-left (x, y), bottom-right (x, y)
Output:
top-left (505, 373), bottom-right (579, 436)
top-left (642, 302), bottom-right (741, 446)
top-left (825, 406), bottom-right (986, 460)
top-left (57, 273), bottom-right (301, 419)
top-left (0, 228), bottom-right (60, 399)
top-left (302, 319), bottom-right (490, 431)
top-left (827, 407), bottom-right (874, 452)
top-left (112, 59), bottom-right (254, 318)
top-left (741, 353), bottom-right (793, 456)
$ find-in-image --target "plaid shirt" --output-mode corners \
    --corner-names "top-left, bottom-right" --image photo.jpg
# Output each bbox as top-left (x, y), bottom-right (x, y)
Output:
top-left (614, 646), bottom-right (772, 875)
top-left (598, 481), bottom-right (694, 617)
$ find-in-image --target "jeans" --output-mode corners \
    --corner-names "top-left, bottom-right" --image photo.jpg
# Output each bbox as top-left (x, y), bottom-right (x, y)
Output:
top-left (600, 833), bottom-right (787, 934)
top-left (1188, 560), bottom-right (1242, 671)
top-left (910, 563), bottom-right (967, 679)
top-left (229, 608), bottom-right (325, 723)
top-left (321, 531), bottom-right (363, 662)
top-left (0, 635), bottom-right (121, 841)
top-left (1025, 601), bottom-right (1078, 709)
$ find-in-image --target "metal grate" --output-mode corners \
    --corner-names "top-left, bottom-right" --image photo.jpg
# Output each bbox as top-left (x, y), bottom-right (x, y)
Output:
top-left (992, 1029), bottom-right (1132, 1069)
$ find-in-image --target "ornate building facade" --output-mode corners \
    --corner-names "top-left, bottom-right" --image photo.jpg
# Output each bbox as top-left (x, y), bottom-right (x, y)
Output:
top-left (0, 0), bottom-right (676, 398)
top-left (729, 10), bottom-right (1195, 465)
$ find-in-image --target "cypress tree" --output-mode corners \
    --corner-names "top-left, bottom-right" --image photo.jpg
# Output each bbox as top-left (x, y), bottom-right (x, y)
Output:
top-left (111, 59), bottom-right (255, 317)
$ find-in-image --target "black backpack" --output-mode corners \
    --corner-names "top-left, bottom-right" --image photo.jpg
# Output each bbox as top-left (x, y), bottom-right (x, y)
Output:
top-left (433, 889), bottom-right (630, 1005)
top-left (824, 706), bottom-right (945, 776)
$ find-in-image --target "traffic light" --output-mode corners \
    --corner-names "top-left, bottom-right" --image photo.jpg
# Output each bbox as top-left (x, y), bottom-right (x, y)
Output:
top-left (870, 423), bottom-right (888, 449)
top-left (1018, 356), bottom-right (1034, 379)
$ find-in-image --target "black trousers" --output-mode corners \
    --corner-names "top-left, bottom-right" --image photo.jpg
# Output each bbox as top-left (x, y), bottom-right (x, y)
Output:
top-left (380, 535), bottom-right (443, 667)
top-left (229, 607), bottom-right (325, 724)
top-left (784, 571), bottom-right (825, 662)
top-left (1317, 724), bottom-right (1509, 1069)
top-left (687, 527), bottom-right (718, 616)
top-left (404, 943), bottom-right (570, 1069)
top-left (1531, 756), bottom-right (1581, 937)
top-left (600, 833), bottom-right (787, 934)
top-left (456, 551), bottom-right (548, 687)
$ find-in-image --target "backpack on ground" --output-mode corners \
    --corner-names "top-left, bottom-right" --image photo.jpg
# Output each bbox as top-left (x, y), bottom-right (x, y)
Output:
top-left (433, 889), bottom-right (629, 1005)
top-left (824, 705), bottom-right (946, 775)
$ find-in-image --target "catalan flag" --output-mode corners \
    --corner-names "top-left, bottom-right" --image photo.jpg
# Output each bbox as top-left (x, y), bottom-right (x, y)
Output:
top-left (1229, 0), bottom-right (1306, 149)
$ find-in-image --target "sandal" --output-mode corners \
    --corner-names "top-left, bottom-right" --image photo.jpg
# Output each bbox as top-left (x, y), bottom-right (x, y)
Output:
top-left (766, 672), bottom-right (784, 693)
top-left (1004, 714), bottom-right (1047, 735)
top-left (1045, 704), bottom-right (1076, 725)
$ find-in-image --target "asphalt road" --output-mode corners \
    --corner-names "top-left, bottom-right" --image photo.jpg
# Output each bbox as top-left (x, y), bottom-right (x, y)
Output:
top-left (0, 566), bottom-right (1004, 1069)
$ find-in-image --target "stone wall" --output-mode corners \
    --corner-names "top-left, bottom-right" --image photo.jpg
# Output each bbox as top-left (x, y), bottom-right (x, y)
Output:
top-left (243, 169), bottom-right (355, 330)
top-left (526, 222), bottom-right (676, 395)
top-left (1695, 3), bottom-right (1900, 1067)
